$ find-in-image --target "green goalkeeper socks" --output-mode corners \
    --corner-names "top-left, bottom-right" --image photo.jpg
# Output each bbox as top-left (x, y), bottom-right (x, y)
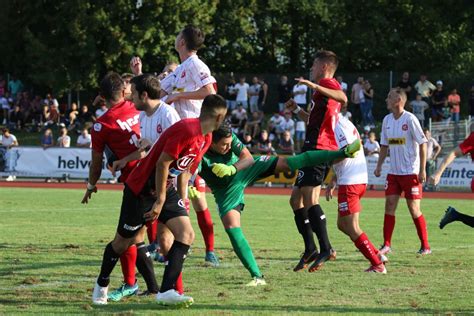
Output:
top-left (286, 149), bottom-right (346, 171)
top-left (226, 227), bottom-right (262, 278)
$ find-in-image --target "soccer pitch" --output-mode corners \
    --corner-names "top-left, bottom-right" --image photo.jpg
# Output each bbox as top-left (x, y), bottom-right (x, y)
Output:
top-left (0, 187), bottom-right (473, 315)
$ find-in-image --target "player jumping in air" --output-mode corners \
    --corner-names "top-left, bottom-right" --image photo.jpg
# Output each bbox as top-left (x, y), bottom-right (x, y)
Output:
top-left (198, 121), bottom-right (361, 285)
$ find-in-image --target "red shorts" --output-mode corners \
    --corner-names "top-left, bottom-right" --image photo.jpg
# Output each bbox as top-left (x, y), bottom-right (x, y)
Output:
top-left (385, 174), bottom-right (422, 199)
top-left (337, 184), bottom-right (367, 217)
top-left (194, 175), bottom-right (206, 193)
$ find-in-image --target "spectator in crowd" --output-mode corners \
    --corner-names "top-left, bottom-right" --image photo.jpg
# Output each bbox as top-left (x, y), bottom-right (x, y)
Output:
top-left (66, 102), bottom-right (80, 129)
top-left (279, 111), bottom-right (295, 138)
top-left (293, 80), bottom-right (308, 109)
top-left (0, 75), bottom-right (6, 96)
top-left (235, 76), bottom-right (249, 109)
top-left (8, 75), bottom-right (24, 101)
top-left (77, 127), bottom-right (92, 148)
top-left (1, 91), bottom-right (12, 125)
top-left (350, 76), bottom-right (364, 124)
top-left (408, 93), bottom-right (430, 127)
top-left (424, 128), bottom-right (441, 191)
top-left (225, 77), bottom-right (238, 110)
top-left (17, 91), bottom-right (31, 123)
top-left (41, 128), bottom-right (55, 149)
top-left (258, 77), bottom-right (268, 111)
top-left (44, 93), bottom-right (59, 108)
top-left (244, 111), bottom-right (262, 139)
top-left (360, 80), bottom-right (375, 128)
top-left (156, 62), bottom-right (178, 80)
top-left (295, 118), bottom-right (306, 153)
top-left (340, 104), bottom-right (352, 121)
top-left (414, 74), bottom-right (436, 104)
top-left (30, 95), bottom-right (43, 126)
top-left (364, 132), bottom-right (380, 158)
top-left (431, 80), bottom-right (447, 122)
top-left (57, 125), bottom-right (71, 148)
top-left (278, 130), bottom-right (295, 155)
top-left (95, 102), bottom-right (108, 118)
top-left (230, 103), bottom-right (247, 133)
top-left (77, 104), bottom-right (95, 128)
top-left (248, 76), bottom-right (261, 113)
top-left (8, 105), bottom-right (24, 130)
top-left (470, 85), bottom-right (474, 117)
top-left (268, 111), bottom-right (284, 141)
top-left (255, 129), bottom-right (275, 155)
top-left (336, 75), bottom-right (348, 95)
top-left (44, 102), bottom-right (61, 127)
top-left (1, 128), bottom-right (18, 181)
top-left (277, 75), bottom-right (292, 112)
top-left (241, 133), bottom-right (254, 152)
top-left (448, 88), bottom-right (461, 124)
top-left (396, 72), bottom-right (413, 99)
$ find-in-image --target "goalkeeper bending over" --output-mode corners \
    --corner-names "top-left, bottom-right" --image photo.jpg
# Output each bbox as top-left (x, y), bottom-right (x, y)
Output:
top-left (192, 121), bottom-right (360, 286)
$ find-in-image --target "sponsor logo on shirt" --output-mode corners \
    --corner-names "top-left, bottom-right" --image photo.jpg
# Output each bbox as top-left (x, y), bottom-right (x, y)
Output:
top-left (402, 124), bottom-right (408, 131)
top-left (199, 72), bottom-right (209, 81)
top-left (177, 154), bottom-right (197, 170)
top-left (388, 138), bottom-right (406, 145)
top-left (93, 123), bottom-right (102, 132)
top-left (117, 114), bottom-right (140, 132)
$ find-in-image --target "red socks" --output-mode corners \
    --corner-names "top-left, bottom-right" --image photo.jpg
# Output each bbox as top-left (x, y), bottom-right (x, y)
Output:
top-left (175, 272), bottom-right (184, 294)
top-left (196, 208), bottom-right (214, 252)
top-left (146, 220), bottom-right (158, 244)
top-left (120, 245), bottom-right (137, 286)
top-left (413, 214), bottom-right (430, 249)
top-left (354, 232), bottom-right (381, 266)
top-left (383, 214), bottom-right (396, 247)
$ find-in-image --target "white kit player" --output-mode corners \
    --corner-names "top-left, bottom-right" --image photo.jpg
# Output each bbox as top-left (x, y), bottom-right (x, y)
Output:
top-left (374, 88), bottom-right (430, 256)
top-left (326, 117), bottom-right (387, 273)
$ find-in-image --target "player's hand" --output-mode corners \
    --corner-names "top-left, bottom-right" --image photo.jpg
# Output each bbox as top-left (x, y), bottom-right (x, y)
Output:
top-left (111, 159), bottom-right (127, 177)
top-left (165, 93), bottom-right (180, 104)
top-left (429, 173), bottom-right (441, 186)
top-left (130, 56), bottom-right (142, 76)
top-left (188, 186), bottom-right (200, 199)
top-left (294, 77), bottom-right (312, 86)
top-left (285, 99), bottom-right (297, 112)
top-left (211, 163), bottom-right (237, 178)
top-left (144, 201), bottom-right (162, 221)
top-left (418, 170), bottom-right (426, 183)
top-left (81, 186), bottom-right (98, 204)
top-left (325, 183), bottom-right (336, 202)
top-left (374, 166), bottom-right (382, 177)
top-left (138, 138), bottom-right (152, 151)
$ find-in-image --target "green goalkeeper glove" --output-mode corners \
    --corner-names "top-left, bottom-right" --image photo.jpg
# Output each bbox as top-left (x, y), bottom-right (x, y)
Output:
top-left (188, 186), bottom-right (200, 199)
top-left (211, 163), bottom-right (237, 178)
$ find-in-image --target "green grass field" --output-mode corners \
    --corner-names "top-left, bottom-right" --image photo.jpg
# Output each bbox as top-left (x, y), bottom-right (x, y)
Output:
top-left (0, 187), bottom-right (473, 315)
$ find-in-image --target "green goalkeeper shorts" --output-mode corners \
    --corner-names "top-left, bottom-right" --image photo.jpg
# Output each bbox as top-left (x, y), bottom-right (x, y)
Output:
top-left (211, 155), bottom-right (278, 218)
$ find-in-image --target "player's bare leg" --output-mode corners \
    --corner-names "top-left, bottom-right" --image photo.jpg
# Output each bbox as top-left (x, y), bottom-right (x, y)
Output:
top-left (380, 195), bottom-right (399, 255)
top-left (222, 210), bottom-right (265, 286)
top-left (406, 198), bottom-right (431, 254)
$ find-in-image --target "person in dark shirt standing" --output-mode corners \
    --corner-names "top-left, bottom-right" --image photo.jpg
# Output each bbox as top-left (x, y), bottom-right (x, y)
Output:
top-left (277, 76), bottom-right (292, 112)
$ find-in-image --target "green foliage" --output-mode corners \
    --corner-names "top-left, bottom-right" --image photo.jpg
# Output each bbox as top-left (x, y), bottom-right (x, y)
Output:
top-left (0, 0), bottom-right (473, 95)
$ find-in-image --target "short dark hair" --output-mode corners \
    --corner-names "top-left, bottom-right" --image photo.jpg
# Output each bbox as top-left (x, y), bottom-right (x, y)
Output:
top-left (200, 94), bottom-right (227, 119)
top-left (212, 121), bottom-right (232, 143)
top-left (314, 50), bottom-right (339, 69)
top-left (100, 72), bottom-right (124, 102)
top-left (130, 74), bottom-right (161, 100)
top-left (121, 73), bottom-right (134, 80)
top-left (181, 25), bottom-right (205, 51)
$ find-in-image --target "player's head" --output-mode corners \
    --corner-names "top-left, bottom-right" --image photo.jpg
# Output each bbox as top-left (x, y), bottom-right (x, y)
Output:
top-left (415, 93), bottom-right (422, 100)
top-left (423, 128), bottom-right (431, 138)
top-left (130, 74), bottom-right (161, 111)
top-left (100, 72), bottom-right (125, 104)
top-left (199, 94), bottom-right (228, 131)
top-left (211, 121), bottom-right (233, 155)
top-left (369, 131), bottom-right (376, 141)
top-left (386, 88), bottom-right (407, 111)
top-left (311, 50), bottom-right (338, 81)
top-left (121, 73), bottom-right (133, 98)
top-left (175, 25), bottom-right (205, 52)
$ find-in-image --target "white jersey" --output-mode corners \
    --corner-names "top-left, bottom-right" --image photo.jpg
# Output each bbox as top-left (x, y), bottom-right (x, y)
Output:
top-left (139, 101), bottom-right (180, 144)
top-left (380, 111), bottom-right (427, 175)
top-left (333, 117), bottom-right (368, 185)
top-left (160, 54), bottom-right (216, 119)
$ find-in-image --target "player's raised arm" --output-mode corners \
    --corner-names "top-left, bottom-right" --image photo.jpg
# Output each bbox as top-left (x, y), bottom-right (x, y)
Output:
top-left (429, 147), bottom-right (464, 185)
top-left (295, 77), bottom-right (347, 104)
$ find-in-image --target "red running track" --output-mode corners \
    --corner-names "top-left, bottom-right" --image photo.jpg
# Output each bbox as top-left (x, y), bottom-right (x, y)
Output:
top-left (1, 181), bottom-right (472, 200)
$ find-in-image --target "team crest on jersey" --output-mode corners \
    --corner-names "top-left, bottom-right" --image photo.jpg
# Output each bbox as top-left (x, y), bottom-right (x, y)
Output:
top-left (402, 124), bottom-right (408, 131)
top-left (93, 123), bottom-right (102, 132)
top-left (156, 124), bottom-right (162, 134)
top-left (177, 154), bottom-right (197, 170)
top-left (181, 71), bottom-right (186, 78)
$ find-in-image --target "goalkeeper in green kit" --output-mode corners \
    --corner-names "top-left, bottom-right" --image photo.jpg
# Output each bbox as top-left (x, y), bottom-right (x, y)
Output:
top-left (192, 121), bottom-right (360, 286)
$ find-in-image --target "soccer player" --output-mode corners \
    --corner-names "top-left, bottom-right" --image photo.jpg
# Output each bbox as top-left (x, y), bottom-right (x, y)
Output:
top-left (429, 124), bottom-right (474, 229)
top-left (374, 88), bottom-right (431, 255)
top-left (92, 94), bottom-right (227, 307)
top-left (198, 121), bottom-right (360, 285)
top-left (107, 74), bottom-right (181, 301)
top-left (83, 72), bottom-right (160, 302)
top-left (326, 117), bottom-right (387, 273)
top-left (285, 50), bottom-right (348, 272)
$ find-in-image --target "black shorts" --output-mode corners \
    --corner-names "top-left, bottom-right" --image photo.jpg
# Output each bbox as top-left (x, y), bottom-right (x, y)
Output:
top-left (294, 149), bottom-right (329, 188)
top-left (117, 185), bottom-right (188, 238)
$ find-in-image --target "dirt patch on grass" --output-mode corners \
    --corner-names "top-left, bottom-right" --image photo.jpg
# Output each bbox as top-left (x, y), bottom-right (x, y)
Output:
top-left (21, 277), bottom-right (41, 285)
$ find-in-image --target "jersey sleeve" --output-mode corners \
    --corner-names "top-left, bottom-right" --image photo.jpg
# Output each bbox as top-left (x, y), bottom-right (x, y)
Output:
top-left (190, 60), bottom-right (216, 88)
top-left (319, 78), bottom-right (341, 90)
top-left (160, 73), bottom-right (176, 95)
top-left (409, 115), bottom-right (427, 144)
top-left (459, 133), bottom-right (474, 155)
top-left (231, 133), bottom-right (245, 157)
top-left (162, 130), bottom-right (188, 160)
top-left (164, 106), bottom-right (181, 130)
top-left (91, 122), bottom-right (106, 153)
top-left (380, 117), bottom-right (388, 146)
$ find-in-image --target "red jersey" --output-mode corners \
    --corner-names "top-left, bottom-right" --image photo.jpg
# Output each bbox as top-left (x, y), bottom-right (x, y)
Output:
top-left (126, 119), bottom-right (212, 196)
top-left (91, 100), bottom-right (140, 182)
top-left (459, 132), bottom-right (474, 160)
top-left (306, 78), bottom-right (341, 150)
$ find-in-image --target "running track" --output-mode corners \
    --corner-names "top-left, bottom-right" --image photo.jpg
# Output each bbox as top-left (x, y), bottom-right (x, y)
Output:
top-left (1, 181), bottom-right (472, 200)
